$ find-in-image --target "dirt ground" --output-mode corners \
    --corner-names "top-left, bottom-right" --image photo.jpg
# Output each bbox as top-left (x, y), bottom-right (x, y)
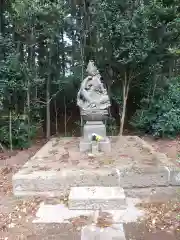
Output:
top-left (144, 136), bottom-right (180, 166)
top-left (0, 136), bottom-right (179, 239)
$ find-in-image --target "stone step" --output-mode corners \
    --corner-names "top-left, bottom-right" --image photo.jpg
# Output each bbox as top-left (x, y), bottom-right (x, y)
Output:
top-left (13, 165), bottom-right (178, 197)
top-left (32, 196), bottom-right (144, 240)
top-left (68, 187), bottom-right (126, 210)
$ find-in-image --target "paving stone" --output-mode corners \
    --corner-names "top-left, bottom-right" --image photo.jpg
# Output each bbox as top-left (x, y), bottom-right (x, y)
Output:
top-left (68, 187), bottom-right (126, 210)
top-left (33, 203), bottom-right (93, 223)
top-left (81, 224), bottom-right (126, 240)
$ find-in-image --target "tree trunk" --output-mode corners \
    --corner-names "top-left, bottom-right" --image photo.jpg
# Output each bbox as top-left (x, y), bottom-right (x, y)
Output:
top-left (54, 99), bottom-right (58, 135)
top-left (61, 30), bottom-right (65, 76)
top-left (0, 0), bottom-right (5, 60)
top-left (46, 74), bottom-right (51, 139)
top-left (46, 45), bottom-right (52, 139)
top-left (119, 72), bottom-right (129, 135)
top-left (27, 77), bottom-right (30, 141)
top-left (9, 110), bottom-right (13, 151)
top-left (64, 96), bottom-right (67, 136)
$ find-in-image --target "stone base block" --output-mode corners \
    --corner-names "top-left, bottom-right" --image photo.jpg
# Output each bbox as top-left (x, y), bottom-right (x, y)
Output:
top-left (79, 140), bottom-right (91, 152)
top-left (169, 167), bottom-right (180, 185)
top-left (68, 187), bottom-right (126, 210)
top-left (120, 166), bottom-right (169, 188)
top-left (80, 137), bottom-right (111, 153)
top-left (81, 224), bottom-right (126, 240)
top-left (83, 121), bottom-right (106, 139)
top-left (99, 138), bottom-right (111, 153)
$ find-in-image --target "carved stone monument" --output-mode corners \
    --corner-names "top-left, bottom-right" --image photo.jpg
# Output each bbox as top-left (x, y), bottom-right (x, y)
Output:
top-left (77, 60), bottom-right (111, 153)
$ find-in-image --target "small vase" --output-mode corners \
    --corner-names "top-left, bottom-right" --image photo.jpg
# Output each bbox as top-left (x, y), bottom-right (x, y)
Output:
top-left (91, 140), bottom-right (99, 154)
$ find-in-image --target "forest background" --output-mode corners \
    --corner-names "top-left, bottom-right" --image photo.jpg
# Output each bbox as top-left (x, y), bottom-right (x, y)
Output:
top-left (1, 0), bottom-right (180, 149)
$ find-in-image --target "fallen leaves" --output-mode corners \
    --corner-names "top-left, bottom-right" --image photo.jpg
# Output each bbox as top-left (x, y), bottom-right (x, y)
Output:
top-left (0, 167), bottom-right (13, 175)
top-left (96, 211), bottom-right (114, 228)
top-left (69, 215), bottom-right (90, 229)
top-left (138, 201), bottom-right (180, 233)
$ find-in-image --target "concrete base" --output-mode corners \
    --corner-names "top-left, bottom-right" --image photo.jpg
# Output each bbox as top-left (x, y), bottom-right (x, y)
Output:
top-left (12, 136), bottom-right (180, 197)
top-left (80, 137), bottom-right (111, 153)
top-left (80, 120), bottom-right (111, 153)
top-left (13, 166), bottom-right (180, 197)
top-left (83, 121), bottom-right (106, 139)
top-left (33, 197), bottom-right (144, 224)
top-left (81, 224), bottom-right (126, 240)
top-left (68, 187), bottom-right (126, 210)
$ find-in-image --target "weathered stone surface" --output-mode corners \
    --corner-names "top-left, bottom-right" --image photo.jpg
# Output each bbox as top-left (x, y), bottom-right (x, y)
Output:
top-left (99, 138), bottom-right (111, 153)
top-left (33, 203), bottom-right (93, 223)
top-left (13, 165), bottom-right (176, 197)
top-left (81, 224), bottom-right (126, 240)
top-left (83, 121), bottom-right (106, 139)
top-left (12, 136), bottom-right (179, 197)
top-left (68, 187), bottom-right (126, 210)
top-left (77, 60), bottom-right (111, 112)
top-left (125, 186), bottom-right (179, 202)
top-left (80, 120), bottom-right (111, 153)
top-left (79, 140), bottom-right (91, 152)
top-left (169, 167), bottom-right (180, 185)
top-left (81, 109), bottom-right (109, 121)
top-left (13, 168), bottom-right (119, 196)
top-left (119, 166), bottom-right (170, 188)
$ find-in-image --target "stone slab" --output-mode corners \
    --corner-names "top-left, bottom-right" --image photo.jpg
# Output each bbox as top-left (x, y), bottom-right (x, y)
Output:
top-left (119, 166), bottom-right (170, 188)
top-left (33, 198), bottom-right (144, 224)
top-left (81, 224), bottom-right (126, 240)
top-left (33, 202), bottom-right (93, 223)
top-left (69, 187), bottom-right (126, 210)
top-left (13, 166), bottom-right (177, 197)
top-left (13, 168), bottom-right (119, 196)
top-left (12, 136), bottom-right (180, 197)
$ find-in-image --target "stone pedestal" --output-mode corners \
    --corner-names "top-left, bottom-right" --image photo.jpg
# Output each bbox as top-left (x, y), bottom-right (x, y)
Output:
top-left (80, 120), bottom-right (111, 153)
top-left (84, 121), bottom-right (106, 139)
top-left (80, 137), bottom-right (111, 153)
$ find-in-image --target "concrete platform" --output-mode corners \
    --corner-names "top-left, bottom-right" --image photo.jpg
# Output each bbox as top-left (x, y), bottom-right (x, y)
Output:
top-left (68, 187), bottom-right (126, 210)
top-left (12, 136), bottom-right (180, 196)
top-left (33, 197), bottom-right (144, 224)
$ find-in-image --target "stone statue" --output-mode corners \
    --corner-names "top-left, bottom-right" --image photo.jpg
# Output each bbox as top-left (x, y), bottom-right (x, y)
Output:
top-left (77, 60), bottom-right (110, 111)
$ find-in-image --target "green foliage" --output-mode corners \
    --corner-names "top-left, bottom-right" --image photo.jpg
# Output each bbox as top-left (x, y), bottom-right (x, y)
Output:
top-left (1, 0), bottom-right (180, 148)
top-left (106, 117), bottom-right (118, 136)
top-left (131, 77), bottom-right (180, 137)
top-left (0, 113), bottom-right (38, 149)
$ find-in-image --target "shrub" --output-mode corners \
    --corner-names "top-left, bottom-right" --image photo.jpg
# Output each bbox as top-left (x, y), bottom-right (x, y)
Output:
top-left (0, 112), bottom-right (38, 149)
top-left (131, 77), bottom-right (180, 138)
